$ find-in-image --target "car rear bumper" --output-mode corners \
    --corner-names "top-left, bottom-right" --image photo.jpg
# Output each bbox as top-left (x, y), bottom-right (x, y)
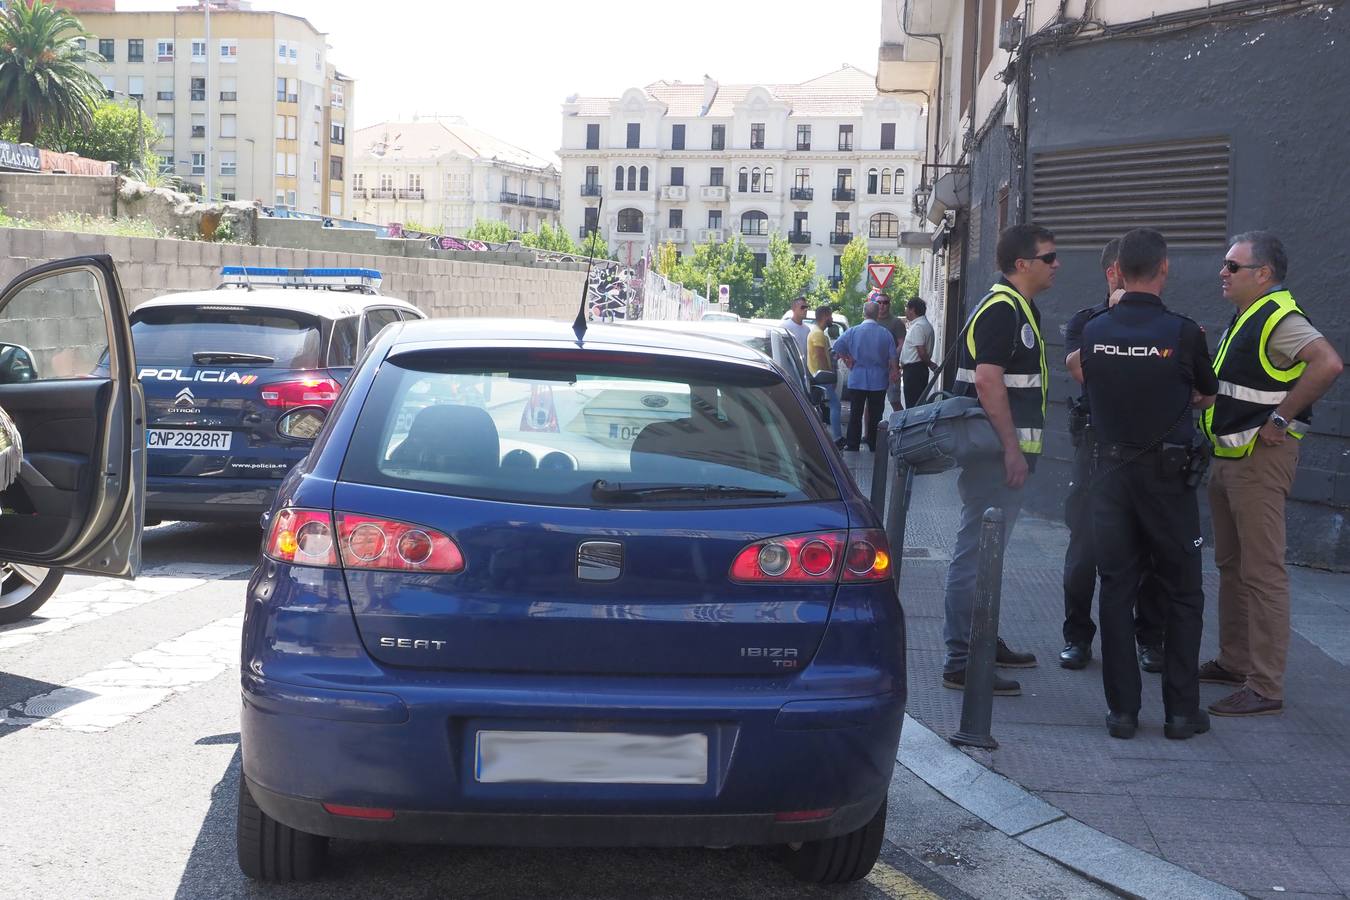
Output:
top-left (240, 672), bottom-right (905, 846)
top-left (147, 476), bottom-right (277, 523)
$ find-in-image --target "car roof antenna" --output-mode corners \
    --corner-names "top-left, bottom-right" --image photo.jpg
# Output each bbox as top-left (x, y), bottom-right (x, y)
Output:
top-left (573, 198), bottom-right (603, 343)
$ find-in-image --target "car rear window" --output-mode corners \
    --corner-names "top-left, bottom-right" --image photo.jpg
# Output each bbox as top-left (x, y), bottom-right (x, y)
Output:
top-left (340, 350), bottom-right (839, 507)
top-left (131, 306), bottom-right (323, 368)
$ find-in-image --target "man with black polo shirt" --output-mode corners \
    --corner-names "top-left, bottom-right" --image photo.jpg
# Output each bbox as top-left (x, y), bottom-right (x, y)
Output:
top-left (940, 224), bottom-right (1052, 696)
top-left (1060, 238), bottom-right (1166, 673)
top-left (1081, 228), bottom-right (1218, 740)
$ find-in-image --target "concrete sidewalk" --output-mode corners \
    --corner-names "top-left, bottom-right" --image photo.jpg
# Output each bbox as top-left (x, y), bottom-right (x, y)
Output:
top-left (847, 451), bottom-right (1350, 899)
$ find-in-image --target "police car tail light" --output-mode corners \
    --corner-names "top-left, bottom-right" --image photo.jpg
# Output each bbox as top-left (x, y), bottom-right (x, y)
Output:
top-left (841, 529), bottom-right (892, 582)
top-left (335, 513), bottom-right (465, 573)
top-left (729, 531), bottom-right (846, 583)
top-left (265, 508), bottom-right (338, 567)
top-left (259, 375), bottom-right (341, 409)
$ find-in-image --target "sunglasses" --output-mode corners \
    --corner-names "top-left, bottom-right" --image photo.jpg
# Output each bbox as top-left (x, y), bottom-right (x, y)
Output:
top-left (1022, 252), bottom-right (1057, 265)
top-left (1222, 259), bottom-right (1264, 274)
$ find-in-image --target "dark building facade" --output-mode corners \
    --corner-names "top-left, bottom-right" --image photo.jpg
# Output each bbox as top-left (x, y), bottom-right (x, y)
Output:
top-left (956, 2), bottom-right (1349, 568)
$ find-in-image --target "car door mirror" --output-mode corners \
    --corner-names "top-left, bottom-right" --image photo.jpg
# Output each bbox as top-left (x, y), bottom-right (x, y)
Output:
top-left (0, 343), bottom-right (39, 383)
top-left (810, 385), bottom-right (827, 405)
top-left (810, 370), bottom-right (837, 386)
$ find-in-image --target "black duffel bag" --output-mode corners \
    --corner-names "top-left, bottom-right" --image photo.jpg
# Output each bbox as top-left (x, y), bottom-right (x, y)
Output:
top-left (887, 392), bottom-right (1001, 474)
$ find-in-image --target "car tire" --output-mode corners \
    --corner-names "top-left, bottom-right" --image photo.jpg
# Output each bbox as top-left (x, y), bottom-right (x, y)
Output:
top-left (781, 799), bottom-right (887, 884)
top-left (236, 778), bottom-right (328, 882)
top-left (0, 563), bottom-right (62, 626)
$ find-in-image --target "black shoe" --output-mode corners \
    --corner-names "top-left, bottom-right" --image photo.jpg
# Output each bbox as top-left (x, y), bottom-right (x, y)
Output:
top-left (942, 668), bottom-right (1022, 696)
top-left (1164, 710), bottom-right (1211, 740)
top-left (1059, 643), bottom-right (1092, 670)
top-left (1137, 645), bottom-right (1164, 674)
top-left (835, 437), bottom-right (848, 449)
top-left (1106, 710), bottom-right (1139, 739)
top-left (996, 638), bottom-right (1038, 668)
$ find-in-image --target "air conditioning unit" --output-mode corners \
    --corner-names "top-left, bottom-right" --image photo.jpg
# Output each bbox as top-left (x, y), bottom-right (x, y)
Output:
top-left (999, 16), bottom-right (1023, 51)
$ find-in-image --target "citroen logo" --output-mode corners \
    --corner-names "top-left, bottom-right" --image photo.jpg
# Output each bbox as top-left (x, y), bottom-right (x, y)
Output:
top-left (174, 387), bottom-right (195, 407)
top-left (577, 541), bottom-right (623, 582)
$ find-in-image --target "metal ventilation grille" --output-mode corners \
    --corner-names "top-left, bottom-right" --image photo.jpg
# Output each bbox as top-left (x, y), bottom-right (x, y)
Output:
top-left (1031, 138), bottom-right (1230, 248)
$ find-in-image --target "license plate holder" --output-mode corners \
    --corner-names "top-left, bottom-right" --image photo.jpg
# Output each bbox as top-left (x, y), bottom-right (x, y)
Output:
top-left (146, 428), bottom-right (232, 451)
top-left (475, 730), bottom-right (708, 785)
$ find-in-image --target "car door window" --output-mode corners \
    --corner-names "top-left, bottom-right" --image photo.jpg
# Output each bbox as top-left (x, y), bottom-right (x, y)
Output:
top-left (0, 270), bottom-right (108, 384)
top-left (327, 317), bottom-right (358, 367)
top-left (363, 309), bottom-right (400, 345)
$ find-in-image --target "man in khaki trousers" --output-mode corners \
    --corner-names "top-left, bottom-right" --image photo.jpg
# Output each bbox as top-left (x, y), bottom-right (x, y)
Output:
top-left (1199, 232), bottom-right (1344, 716)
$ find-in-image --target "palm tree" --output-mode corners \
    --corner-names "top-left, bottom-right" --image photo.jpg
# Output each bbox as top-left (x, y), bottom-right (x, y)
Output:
top-left (0, 0), bottom-right (105, 145)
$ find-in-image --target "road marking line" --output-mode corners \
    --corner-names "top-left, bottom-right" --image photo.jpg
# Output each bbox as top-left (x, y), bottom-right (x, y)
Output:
top-left (0, 563), bottom-right (250, 652)
top-left (1, 614), bottom-right (242, 733)
top-left (866, 860), bottom-right (942, 899)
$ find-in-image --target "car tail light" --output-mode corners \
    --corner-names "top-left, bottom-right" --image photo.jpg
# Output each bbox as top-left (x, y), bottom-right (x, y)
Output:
top-left (259, 374), bottom-right (341, 409)
top-left (774, 808), bottom-right (836, 822)
top-left (322, 802), bottom-right (395, 820)
top-left (842, 529), bottom-right (892, 582)
top-left (729, 531), bottom-right (846, 583)
top-left (336, 513), bottom-right (465, 573)
top-left (264, 508), bottom-right (338, 567)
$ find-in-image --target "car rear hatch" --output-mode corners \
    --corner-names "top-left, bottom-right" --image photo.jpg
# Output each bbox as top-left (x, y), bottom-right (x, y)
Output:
top-left (327, 346), bottom-right (859, 677)
top-left (135, 303), bottom-right (338, 481)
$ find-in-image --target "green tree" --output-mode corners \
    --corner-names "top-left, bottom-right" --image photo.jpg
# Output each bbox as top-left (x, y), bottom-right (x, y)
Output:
top-left (0, 0), bottom-right (106, 144)
top-left (39, 99), bottom-right (161, 173)
top-left (519, 222), bottom-right (581, 254)
top-left (404, 219), bottom-right (443, 235)
top-left (833, 235), bottom-right (871, 323)
top-left (462, 219), bottom-right (518, 244)
top-left (669, 237), bottom-right (756, 315)
top-left (759, 232), bottom-right (817, 318)
top-left (655, 241), bottom-right (677, 277)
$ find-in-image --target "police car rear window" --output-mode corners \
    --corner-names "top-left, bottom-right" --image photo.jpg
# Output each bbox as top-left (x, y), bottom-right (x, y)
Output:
top-left (131, 307), bottom-right (323, 369)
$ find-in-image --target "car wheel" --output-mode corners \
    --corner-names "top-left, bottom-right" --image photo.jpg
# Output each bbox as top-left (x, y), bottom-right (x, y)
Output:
top-left (0, 563), bottom-right (62, 626)
top-left (781, 799), bottom-right (887, 884)
top-left (236, 778), bottom-right (327, 882)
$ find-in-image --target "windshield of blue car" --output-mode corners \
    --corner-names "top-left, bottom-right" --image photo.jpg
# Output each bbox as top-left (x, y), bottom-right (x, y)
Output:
top-left (340, 351), bottom-right (839, 507)
top-left (130, 306), bottom-right (323, 368)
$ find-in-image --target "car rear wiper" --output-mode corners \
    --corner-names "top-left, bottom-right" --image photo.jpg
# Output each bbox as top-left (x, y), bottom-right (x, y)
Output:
top-left (591, 479), bottom-right (786, 502)
top-left (191, 350), bottom-right (275, 365)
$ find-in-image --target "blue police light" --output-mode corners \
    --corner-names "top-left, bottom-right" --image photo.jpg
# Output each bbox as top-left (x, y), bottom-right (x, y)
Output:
top-left (219, 267), bottom-right (383, 292)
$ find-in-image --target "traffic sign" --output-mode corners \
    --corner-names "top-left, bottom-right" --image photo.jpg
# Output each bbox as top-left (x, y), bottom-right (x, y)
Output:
top-left (867, 264), bottom-right (895, 290)
top-left (718, 284), bottom-right (730, 303)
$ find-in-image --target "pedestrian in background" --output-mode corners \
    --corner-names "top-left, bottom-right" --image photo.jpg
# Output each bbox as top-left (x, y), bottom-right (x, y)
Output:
top-left (1059, 238), bottom-right (1166, 673)
top-left (807, 305), bottom-right (844, 446)
top-left (1080, 228), bottom-right (1217, 740)
top-left (1201, 231), bottom-right (1344, 717)
top-left (781, 295), bottom-right (812, 357)
top-left (940, 224), bottom-right (1052, 695)
top-left (831, 300), bottom-right (897, 453)
top-left (899, 296), bottom-right (936, 409)
top-left (874, 293), bottom-right (908, 411)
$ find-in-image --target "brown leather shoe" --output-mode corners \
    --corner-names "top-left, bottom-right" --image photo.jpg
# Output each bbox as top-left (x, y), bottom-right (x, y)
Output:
top-left (1198, 659), bottom-right (1244, 686)
top-left (1208, 687), bottom-right (1283, 717)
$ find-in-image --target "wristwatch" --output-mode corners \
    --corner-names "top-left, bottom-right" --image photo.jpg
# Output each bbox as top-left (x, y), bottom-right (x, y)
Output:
top-left (1269, 412), bottom-right (1290, 432)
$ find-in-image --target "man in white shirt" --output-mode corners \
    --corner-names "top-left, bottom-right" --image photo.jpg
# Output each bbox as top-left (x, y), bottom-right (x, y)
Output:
top-left (781, 295), bottom-right (812, 357)
top-left (899, 297), bottom-right (937, 408)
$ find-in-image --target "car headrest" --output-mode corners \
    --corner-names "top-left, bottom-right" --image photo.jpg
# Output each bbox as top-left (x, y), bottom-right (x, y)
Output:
top-left (390, 404), bottom-right (499, 475)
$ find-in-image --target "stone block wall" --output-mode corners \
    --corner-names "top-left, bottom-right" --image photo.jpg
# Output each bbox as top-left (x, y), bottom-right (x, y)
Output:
top-left (0, 174), bottom-right (118, 221)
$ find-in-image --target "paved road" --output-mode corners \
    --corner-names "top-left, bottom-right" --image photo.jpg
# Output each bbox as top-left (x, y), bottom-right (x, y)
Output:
top-left (0, 522), bottom-right (1112, 900)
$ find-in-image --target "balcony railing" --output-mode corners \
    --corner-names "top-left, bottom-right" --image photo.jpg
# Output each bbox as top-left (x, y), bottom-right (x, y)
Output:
top-left (500, 190), bottom-right (519, 204)
top-left (662, 227), bottom-right (686, 243)
top-left (661, 184), bottom-right (687, 201)
top-left (832, 188), bottom-right (856, 202)
top-left (398, 188), bottom-right (424, 200)
top-left (371, 189), bottom-right (395, 199)
top-left (828, 275), bottom-right (843, 288)
top-left (699, 228), bottom-right (726, 243)
top-left (790, 187), bottom-right (813, 201)
top-left (788, 231), bottom-right (811, 244)
top-left (700, 185), bottom-right (728, 201)
top-left (519, 194), bottom-right (538, 207)
top-left (580, 183), bottom-right (602, 197)
top-left (796, 143), bottom-right (812, 152)
top-left (540, 197), bottom-right (561, 210)
top-left (829, 231), bottom-right (853, 245)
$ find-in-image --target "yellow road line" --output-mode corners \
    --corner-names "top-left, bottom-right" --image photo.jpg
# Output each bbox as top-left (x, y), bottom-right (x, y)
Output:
top-left (866, 860), bottom-right (943, 900)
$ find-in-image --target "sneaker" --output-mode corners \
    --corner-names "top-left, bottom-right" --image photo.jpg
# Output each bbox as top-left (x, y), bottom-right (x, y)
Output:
top-left (1198, 659), bottom-right (1244, 686)
top-left (995, 638), bottom-right (1038, 668)
top-left (1208, 687), bottom-right (1283, 717)
top-left (942, 668), bottom-right (1022, 696)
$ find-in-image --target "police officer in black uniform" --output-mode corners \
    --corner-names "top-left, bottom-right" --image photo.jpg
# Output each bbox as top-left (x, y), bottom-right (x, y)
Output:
top-left (1080, 228), bottom-right (1219, 740)
top-left (1060, 238), bottom-right (1166, 672)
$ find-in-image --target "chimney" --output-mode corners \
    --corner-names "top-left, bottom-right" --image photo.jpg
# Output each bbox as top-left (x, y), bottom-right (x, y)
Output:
top-left (700, 75), bottom-right (719, 116)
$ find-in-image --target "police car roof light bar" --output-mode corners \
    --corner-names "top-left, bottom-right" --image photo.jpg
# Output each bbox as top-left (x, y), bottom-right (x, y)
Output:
top-left (219, 266), bottom-right (383, 294)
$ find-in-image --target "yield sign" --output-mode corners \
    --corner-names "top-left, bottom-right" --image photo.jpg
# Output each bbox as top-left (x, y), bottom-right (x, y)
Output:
top-left (867, 263), bottom-right (895, 290)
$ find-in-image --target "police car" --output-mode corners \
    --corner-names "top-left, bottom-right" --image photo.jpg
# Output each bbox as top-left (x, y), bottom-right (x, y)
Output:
top-left (134, 267), bottom-right (424, 524)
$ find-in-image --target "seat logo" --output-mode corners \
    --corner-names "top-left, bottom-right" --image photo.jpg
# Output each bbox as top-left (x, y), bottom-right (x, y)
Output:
top-left (1092, 344), bottom-right (1173, 358)
top-left (577, 541), bottom-right (623, 581)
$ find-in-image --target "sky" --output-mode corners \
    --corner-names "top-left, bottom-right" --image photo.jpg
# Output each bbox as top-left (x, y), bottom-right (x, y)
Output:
top-left (125, 0), bottom-right (885, 162)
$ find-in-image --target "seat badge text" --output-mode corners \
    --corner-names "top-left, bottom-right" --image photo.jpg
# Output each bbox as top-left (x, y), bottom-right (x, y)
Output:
top-left (379, 637), bottom-right (447, 650)
top-left (740, 647), bottom-right (800, 668)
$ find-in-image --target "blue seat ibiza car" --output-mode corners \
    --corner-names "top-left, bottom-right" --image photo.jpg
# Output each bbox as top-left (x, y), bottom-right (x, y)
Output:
top-left (238, 318), bottom-right (907, 884)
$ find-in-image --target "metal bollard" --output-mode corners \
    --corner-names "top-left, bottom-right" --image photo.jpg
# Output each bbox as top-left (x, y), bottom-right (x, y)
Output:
top-left (868, 421), bottom-right (889, 512)
top-left (886, 461), bottom-right (914, 591)
top-left (951, 507), bottom-right (1006, 751)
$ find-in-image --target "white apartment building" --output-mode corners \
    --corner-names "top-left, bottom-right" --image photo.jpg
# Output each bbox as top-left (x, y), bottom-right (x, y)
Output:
top-left (74, 0), bottom-right (353, 215)
top-left (559, 66), bottom-right (925, 284)
top-left (350, 118), bottom-right (560, 235)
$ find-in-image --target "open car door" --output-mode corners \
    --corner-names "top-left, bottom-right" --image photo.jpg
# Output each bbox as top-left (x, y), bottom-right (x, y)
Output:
top-left (0, 255), bottom-right (144, 577)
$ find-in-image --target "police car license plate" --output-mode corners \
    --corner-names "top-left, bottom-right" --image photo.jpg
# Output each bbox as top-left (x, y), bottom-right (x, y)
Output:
top-left (147, 429), bottom-right (232, 451)
top-left (474, 730), bottom-right (708, 784)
